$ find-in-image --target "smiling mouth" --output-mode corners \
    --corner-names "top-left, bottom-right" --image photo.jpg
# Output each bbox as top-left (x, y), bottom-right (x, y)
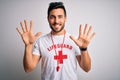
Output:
top-left (50, 23), bottom-right (64, 33)
top-left (53, 23), bottom-right (60, 25)
top-left (53, 23), bottom-right (60, 27)
top-left (55, 24), bottom-right (60, 27)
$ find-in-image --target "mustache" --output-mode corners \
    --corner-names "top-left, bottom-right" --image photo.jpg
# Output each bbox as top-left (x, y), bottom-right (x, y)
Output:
top-left (53, 23), bottom-right (61, 25)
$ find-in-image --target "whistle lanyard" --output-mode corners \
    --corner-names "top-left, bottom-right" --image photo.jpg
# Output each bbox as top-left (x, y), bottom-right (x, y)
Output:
top-left (50, 31), bottom-right (66, 72)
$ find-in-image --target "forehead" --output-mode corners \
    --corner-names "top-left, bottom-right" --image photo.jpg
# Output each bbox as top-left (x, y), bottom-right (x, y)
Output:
top-left (49, 8), bottom-right (64, 16)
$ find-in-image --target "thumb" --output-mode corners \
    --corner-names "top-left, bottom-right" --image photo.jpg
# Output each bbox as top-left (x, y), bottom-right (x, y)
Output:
top-left (35, 32), bottom-right (42, 38)
top-left (69, 35), bottom-right (77, 43)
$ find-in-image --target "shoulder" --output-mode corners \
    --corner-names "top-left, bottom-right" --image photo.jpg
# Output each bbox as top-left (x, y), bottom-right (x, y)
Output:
top-left (36, 33), bottom-right (51, 42)
top-left (38, 33), bottom-right (50, 39)
top-left (65, 32), bottom-right (77, 39)
top-left (65, 32), bottom-right (71, 37)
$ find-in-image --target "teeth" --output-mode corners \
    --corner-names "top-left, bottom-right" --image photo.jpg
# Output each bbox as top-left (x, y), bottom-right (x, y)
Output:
top-left (55, 24), bottom-right (59, 26)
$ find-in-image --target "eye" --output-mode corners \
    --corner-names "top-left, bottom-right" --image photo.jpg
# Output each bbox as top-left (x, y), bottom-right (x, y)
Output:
top-left (49, 15), bottom-right (55, 19)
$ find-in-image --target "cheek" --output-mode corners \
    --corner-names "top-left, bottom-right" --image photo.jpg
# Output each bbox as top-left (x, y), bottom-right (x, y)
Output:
top-left (61, 19), bottom-right (66, 24)
top-left (48, 19), bottom-right (54, 24)
top-left (62, 18), bottom-right (66, 22)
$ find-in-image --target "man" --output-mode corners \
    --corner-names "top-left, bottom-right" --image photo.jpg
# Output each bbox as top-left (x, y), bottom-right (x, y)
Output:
top-left (16, 2), bottom-right (95, 80)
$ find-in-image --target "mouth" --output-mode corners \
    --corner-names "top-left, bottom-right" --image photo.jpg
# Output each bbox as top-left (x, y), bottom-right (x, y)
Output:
top-left (50, 23), bottom-right (64, 32)
top-left (53, 23), bottom-right (61, 28)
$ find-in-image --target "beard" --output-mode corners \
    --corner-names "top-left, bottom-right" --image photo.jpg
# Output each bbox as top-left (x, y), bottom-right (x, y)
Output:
top-left (49, 22), bottom-right (65, 33)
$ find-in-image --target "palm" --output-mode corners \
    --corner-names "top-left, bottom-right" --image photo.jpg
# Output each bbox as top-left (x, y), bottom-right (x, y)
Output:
top-left (16, 20), bottom-right (41, 45)
top-left (70, 24), bottom-right (95, 48)
top-left (21, 31), bottom-right (35, 45)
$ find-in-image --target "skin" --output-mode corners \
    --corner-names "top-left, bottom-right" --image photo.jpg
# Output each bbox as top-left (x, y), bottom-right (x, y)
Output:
top-left (16, 8), bottom-right (95, 73)
top-left (48, 8), bottom-right (66, 35)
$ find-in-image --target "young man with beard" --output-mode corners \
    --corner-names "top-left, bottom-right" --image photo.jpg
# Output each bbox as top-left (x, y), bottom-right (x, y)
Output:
top-left (16, 2), bottom-right (95, 80)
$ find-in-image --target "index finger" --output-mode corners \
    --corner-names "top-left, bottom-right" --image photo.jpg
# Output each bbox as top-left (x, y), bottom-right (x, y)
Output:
top-left (30, 20), bottom-right (33, 31)
top-left (79, 24), bottom-right (82, 38)
top-left (16, 27), bottom-right (22, 35)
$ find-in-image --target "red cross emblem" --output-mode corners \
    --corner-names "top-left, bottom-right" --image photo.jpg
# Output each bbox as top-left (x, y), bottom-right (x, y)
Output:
top-left (54, 50), bottom-right (68, 64)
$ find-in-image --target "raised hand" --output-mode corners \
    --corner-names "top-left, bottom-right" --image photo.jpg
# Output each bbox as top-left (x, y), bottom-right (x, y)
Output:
top-left (16, 20), bottom-right (42, 46)
top-left (70, 24), bottom-right (96, 48)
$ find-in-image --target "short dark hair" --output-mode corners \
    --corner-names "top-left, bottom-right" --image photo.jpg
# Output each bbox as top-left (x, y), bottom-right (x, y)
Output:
top-left (47, 2), bottom-right (66, 17)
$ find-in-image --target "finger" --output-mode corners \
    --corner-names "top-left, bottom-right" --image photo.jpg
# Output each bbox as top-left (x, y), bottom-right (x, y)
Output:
top-left (70, 35), bottom-right (77, 43)
top-left (89, 32), bottom-right (96, 41)
top-left (87, 25), bottom-right (92, 36)
top-left (20, 22), bottom-right (26, 32)
top-left (35, 32), bottom-right (42, 39)
top-left (30, 20), bottom-right (33, 31)
top-left (79, 24), bottom-right (82, 38)
top-left (16, 27), bottom-right (22, 35)
top-left (24, 20), bottom-right (29, 32)
top-left (83, 24), bottom-right (88, 36)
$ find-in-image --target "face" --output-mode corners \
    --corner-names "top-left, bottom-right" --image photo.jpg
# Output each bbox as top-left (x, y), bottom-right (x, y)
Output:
top-left (48, 8), bottom-right (66, 33)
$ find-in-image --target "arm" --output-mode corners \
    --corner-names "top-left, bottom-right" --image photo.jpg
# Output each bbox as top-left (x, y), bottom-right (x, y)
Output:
top-left (70, 24), bottom-right (95, 72)
top-left (23, 44), bottom-right (40, 72)
top-left (76, 50), bottom-right (91, 72)
top-left (16, 20), bottom-right (42, 72)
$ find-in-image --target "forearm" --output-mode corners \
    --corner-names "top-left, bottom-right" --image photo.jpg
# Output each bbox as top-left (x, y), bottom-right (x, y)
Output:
top-left (80, 50), bottom-right (91, 72)
top-left (23, 44), bottom-right (35, 72)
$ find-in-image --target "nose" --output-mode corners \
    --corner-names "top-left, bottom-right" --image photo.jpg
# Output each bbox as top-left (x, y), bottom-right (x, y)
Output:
top-left (55, 17), bottom-right (59, 23)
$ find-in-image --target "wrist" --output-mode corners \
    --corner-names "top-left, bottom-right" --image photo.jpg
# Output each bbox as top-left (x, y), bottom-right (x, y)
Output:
top-left (25, 44), bottom-right (33, 47)
top-left (79, 47), bottom-right (87, 51)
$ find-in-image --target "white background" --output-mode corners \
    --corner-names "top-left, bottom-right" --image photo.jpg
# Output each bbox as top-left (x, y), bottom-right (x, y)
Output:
top-left (0, 0), bottom-right (120, 80)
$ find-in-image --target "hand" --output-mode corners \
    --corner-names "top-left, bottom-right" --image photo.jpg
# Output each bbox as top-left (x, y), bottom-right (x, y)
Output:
top-left (70, 24), bottom-right (96, 48)
top-left (16, 20), bottom-right (42, 46)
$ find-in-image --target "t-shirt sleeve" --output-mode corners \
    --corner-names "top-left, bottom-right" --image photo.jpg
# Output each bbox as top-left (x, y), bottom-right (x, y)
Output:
top-left (32, 39), bottom-right (40, 56)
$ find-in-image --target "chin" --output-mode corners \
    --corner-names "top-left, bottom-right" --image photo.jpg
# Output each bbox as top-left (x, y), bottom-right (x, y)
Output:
top-left (50, 25), bottom-right (64, 33)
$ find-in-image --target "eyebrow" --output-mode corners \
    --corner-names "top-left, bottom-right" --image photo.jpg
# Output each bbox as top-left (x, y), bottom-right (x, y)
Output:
top-left (49, 14), bottom-right (63, 17)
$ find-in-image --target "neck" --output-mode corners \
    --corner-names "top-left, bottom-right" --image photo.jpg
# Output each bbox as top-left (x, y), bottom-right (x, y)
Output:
top-left (51, 29), bottom-right (66, 36)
